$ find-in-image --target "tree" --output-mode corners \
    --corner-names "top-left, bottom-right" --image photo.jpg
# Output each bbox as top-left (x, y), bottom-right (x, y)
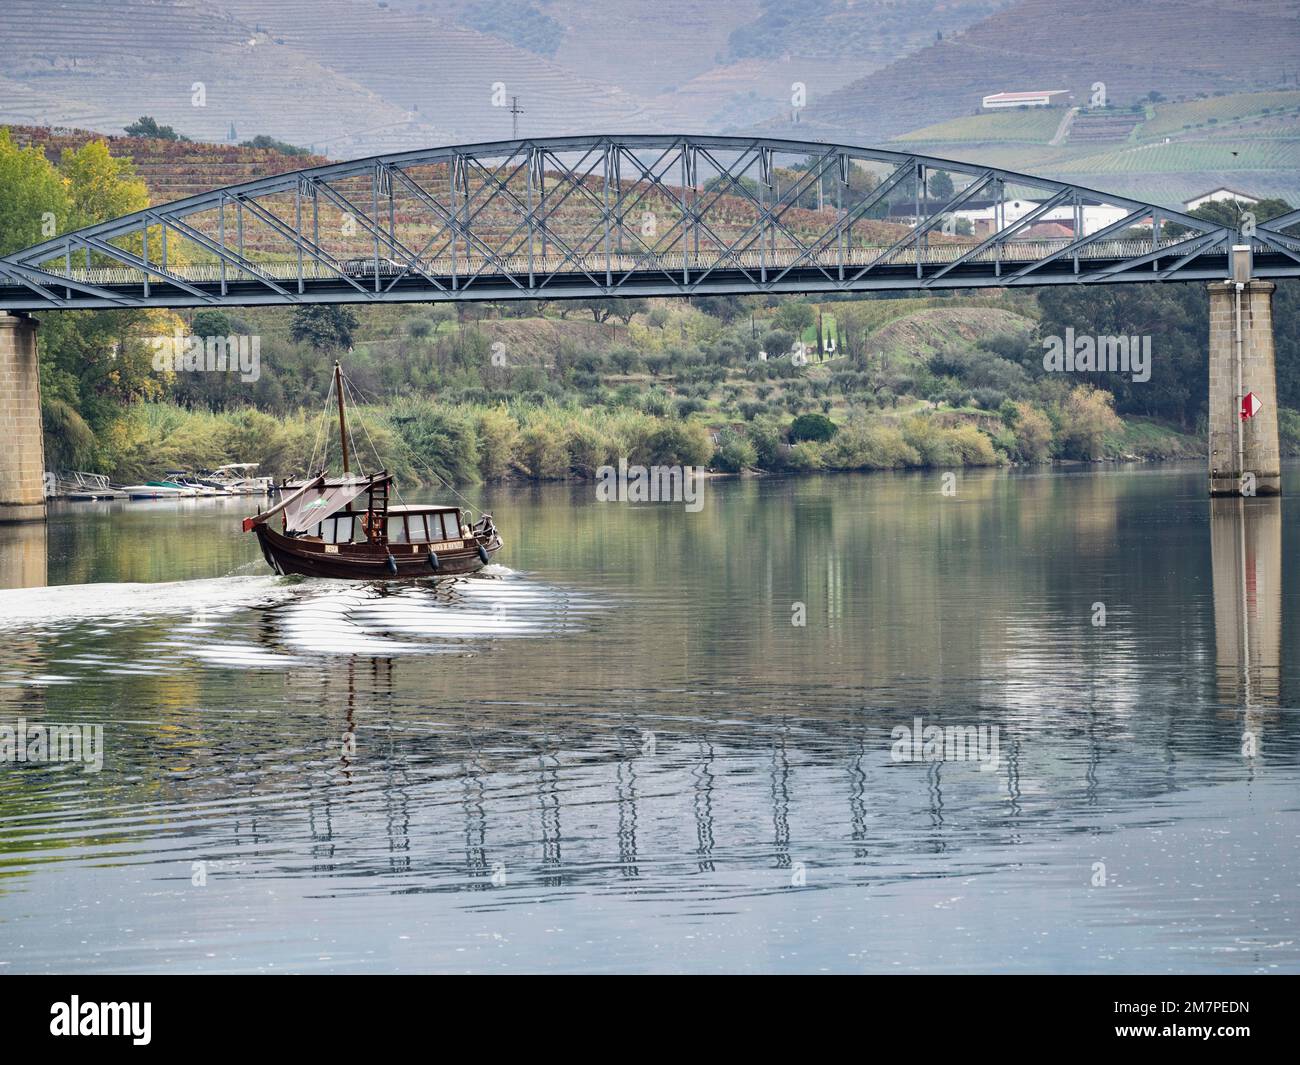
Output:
top-left (570, 299), bottom-right (613, 324)
top-left (60, 140), bottom-right (150, 233)
top-left (762, 329), bottom-right (794, 357)
top-left (240, 134), bottom-right (312, 157)
top-left (692, 294), bottom-right (746, 323)
top-left (1036, 282), bottom-right (1205, 427)
top-left (291, 305), bottom-right (359, 353)
top-left (790, 412), bottom-right (838, 443)
top-left (775, 301), bottom-right (815, 336)
top-left (611, 297), bottom-right (648, 325)
top-left (712, 432), bottom-right (757, 472)
top-left (1005, 401), bottom-right (1054, 462)
top-left (27, 137), bottom-right (171, 460)
top-left (928, 170), bottom-right (955, 201)
top-left (124, 116), bottom-right (185, 141)
top-left (0, 129), bottom-right (70, 256)
top-left (1057, 385), bottom-right (1122, 459)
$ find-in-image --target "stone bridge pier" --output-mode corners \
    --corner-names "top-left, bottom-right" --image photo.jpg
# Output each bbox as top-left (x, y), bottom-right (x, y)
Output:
top-left (1208, 247), bottom-right (1280, 496)
top-left (0, 312), bottom-right (46, 523)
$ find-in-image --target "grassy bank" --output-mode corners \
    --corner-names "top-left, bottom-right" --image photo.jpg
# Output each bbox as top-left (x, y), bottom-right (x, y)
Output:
top-left (88, 386), bottom-right (1208, 489)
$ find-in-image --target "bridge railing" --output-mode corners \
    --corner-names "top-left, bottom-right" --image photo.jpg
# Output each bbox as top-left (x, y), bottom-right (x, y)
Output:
top-left (40, 236), bottom-right (1194, 289)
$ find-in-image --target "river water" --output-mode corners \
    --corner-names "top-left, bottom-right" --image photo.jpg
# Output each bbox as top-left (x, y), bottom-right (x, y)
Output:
top-left (0, 464), bottom-right (1297, 973)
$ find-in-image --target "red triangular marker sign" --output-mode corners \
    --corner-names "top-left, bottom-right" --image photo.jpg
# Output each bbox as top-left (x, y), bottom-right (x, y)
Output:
top-left (1241, 392), bottom-right (1263, 420)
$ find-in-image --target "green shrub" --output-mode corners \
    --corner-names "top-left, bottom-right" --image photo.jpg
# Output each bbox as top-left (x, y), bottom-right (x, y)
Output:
top-left (713, 433), bottom-right (757, 472)
top-left (947, 424), bottom-right (999, 465)
top-left (476, 406), bottom-right (519, 480)
top-left (901, 415), bottom-right (957, 466)
top-left (565, 419), bottom-right (613, 477)
top-left (745, 418), bottom-right (787, 470)
top-left (384, 398), bottom-right (480, 484)
top-left (787, 440), bottom-right (826, 471)
top-left (789, 412), bottom-right (838, 442)
top-left (826, 419), bottom-right (920, 469)
top-left (519, 421), bottom-right (570, 479)
top-left (645, 420), bottom-right (713, 466)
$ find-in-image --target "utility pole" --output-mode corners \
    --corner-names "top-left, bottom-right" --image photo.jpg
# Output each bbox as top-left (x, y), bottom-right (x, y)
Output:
top-left (510, 96), bottom-right (524, 139)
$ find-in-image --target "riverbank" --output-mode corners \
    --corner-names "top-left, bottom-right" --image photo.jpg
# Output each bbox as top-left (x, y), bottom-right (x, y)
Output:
top-left (71, 388), bottom-right (1220, 489)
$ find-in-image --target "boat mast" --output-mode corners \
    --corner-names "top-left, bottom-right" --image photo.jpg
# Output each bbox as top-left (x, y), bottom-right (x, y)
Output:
top-left (334, 361), bottom-right (350, 475)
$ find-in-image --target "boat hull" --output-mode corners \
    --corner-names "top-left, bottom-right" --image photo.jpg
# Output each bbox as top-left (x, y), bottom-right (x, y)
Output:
top-left (252, 523), bottom-right (500, 580)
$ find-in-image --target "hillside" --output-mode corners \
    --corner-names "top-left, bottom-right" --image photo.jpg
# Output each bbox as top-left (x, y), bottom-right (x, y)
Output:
top-left (889, 89), bottom-right (1300, 207)
top-left (0, 0), bottom-right (1018, 154)
top-left (5, 126), bottom-right (330, 202)
top-left (774, 0), bottom-right (1300, 145)
top-left (0, 0), bottom-right (450, 157)
top-left (6, 2), bottom-right (1297, 210)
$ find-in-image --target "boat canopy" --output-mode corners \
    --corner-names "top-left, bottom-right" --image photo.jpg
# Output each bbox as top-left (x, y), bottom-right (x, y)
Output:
top-left (282, 476), bottom-right (375, 533)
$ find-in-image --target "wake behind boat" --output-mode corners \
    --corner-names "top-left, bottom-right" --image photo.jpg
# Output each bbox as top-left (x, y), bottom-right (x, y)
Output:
top-left (243, 363), bottom-right (502, 580)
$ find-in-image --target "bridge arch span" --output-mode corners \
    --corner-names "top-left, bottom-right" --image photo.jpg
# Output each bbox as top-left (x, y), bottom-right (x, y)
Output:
top-left (2, 134), bottom-right (1295, 312)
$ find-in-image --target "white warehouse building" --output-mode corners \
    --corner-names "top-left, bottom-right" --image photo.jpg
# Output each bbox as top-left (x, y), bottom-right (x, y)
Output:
top-left (953, 198), bottom-right (1136, 237)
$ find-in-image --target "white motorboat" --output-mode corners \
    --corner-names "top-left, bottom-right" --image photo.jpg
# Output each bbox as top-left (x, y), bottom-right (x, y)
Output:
top-left (210, 463), bottom-right (274, 495)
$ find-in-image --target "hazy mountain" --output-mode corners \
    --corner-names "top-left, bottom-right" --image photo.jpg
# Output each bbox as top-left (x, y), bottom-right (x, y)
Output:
top-left (0, 0), bottom-right (1013, 153)
top-left (766, 0), bottom-right (1300, 144)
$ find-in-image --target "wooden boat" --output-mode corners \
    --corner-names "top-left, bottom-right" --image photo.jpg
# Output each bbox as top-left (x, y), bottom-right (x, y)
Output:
top-left (243, 363), bottom-right (502, 580)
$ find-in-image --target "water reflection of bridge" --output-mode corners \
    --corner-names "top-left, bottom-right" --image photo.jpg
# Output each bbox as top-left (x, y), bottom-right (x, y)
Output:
top-left (1211, 498), bottom-right (1282, 742)
top-left (0, 485), bottom-right (1287, 885)
top-left (267, 638), bottom-right (1285, 887)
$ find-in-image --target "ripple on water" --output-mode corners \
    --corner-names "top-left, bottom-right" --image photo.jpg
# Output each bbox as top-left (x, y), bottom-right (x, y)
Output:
top-left (0, 570), bottom-right (610, 683)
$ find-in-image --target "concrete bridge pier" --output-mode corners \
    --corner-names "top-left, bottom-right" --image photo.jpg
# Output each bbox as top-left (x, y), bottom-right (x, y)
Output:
top-left (1208, 248), bottom-right (1280, 497)
top-left (0, 312), bottom-right (46, 523)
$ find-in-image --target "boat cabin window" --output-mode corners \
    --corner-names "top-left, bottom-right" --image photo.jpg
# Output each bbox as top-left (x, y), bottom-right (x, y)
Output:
top-left (434, 512), bottom-right (461, 541)
top-left (307, 514), bottom-right (362, 543)
top-left (337, 513), bottom-right (362, 543)
top-left (377, 510), bottom-right (462, 543)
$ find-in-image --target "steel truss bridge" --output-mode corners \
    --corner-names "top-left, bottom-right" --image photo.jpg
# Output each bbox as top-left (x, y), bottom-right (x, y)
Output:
top-left (2, 134), bottom-right (1298, 312)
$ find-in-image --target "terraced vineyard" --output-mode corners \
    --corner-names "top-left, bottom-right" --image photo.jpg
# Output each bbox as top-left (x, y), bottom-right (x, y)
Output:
top-left (0, 0), bottom-right (447, 155)
top-left (894, 109), bottom-right (1064, 144)
top-left (1139, 91), bottom-right (1300, 139)
top-left (1060, 139), bottom-right (1300, 174)
top-left (786, 0), bottom-right (1300, 144)
top-left (888, 84), bottom-right (1300, 207)
top-left (6, 126), bottom-right (330, 202)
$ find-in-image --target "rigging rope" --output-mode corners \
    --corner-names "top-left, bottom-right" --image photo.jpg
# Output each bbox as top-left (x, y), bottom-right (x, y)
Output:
top-left (305, 371), bottom-right (336, 477)
top-left (339, 373), bottom-right (484, 517)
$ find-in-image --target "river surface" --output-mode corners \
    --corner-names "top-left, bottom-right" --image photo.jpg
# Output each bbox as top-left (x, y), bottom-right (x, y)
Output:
top-left (0, 464), bottom-right (1297, 973)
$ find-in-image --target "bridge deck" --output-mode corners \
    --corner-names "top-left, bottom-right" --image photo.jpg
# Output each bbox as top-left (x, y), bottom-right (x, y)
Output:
top-left (3, 237), bottom-right (1291, 311)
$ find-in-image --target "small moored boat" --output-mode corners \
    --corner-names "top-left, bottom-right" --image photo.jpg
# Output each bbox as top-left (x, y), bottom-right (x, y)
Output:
top-left (243, 363), bottom-right (502, 580)
top-left (121, 482), bottom-right (188, 500)
top-left (211, 463), bottom-right (274, 495)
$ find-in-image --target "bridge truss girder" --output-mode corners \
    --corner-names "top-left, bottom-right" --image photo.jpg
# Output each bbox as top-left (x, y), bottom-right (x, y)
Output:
top-left (1, 134), bottom-right (1295, 311)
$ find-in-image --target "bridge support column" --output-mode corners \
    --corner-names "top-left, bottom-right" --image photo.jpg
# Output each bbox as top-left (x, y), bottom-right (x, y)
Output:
top-left (0, 312), bottom-right (47, 523)
top-left (1208, 264), bottom-right (1280, 496)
